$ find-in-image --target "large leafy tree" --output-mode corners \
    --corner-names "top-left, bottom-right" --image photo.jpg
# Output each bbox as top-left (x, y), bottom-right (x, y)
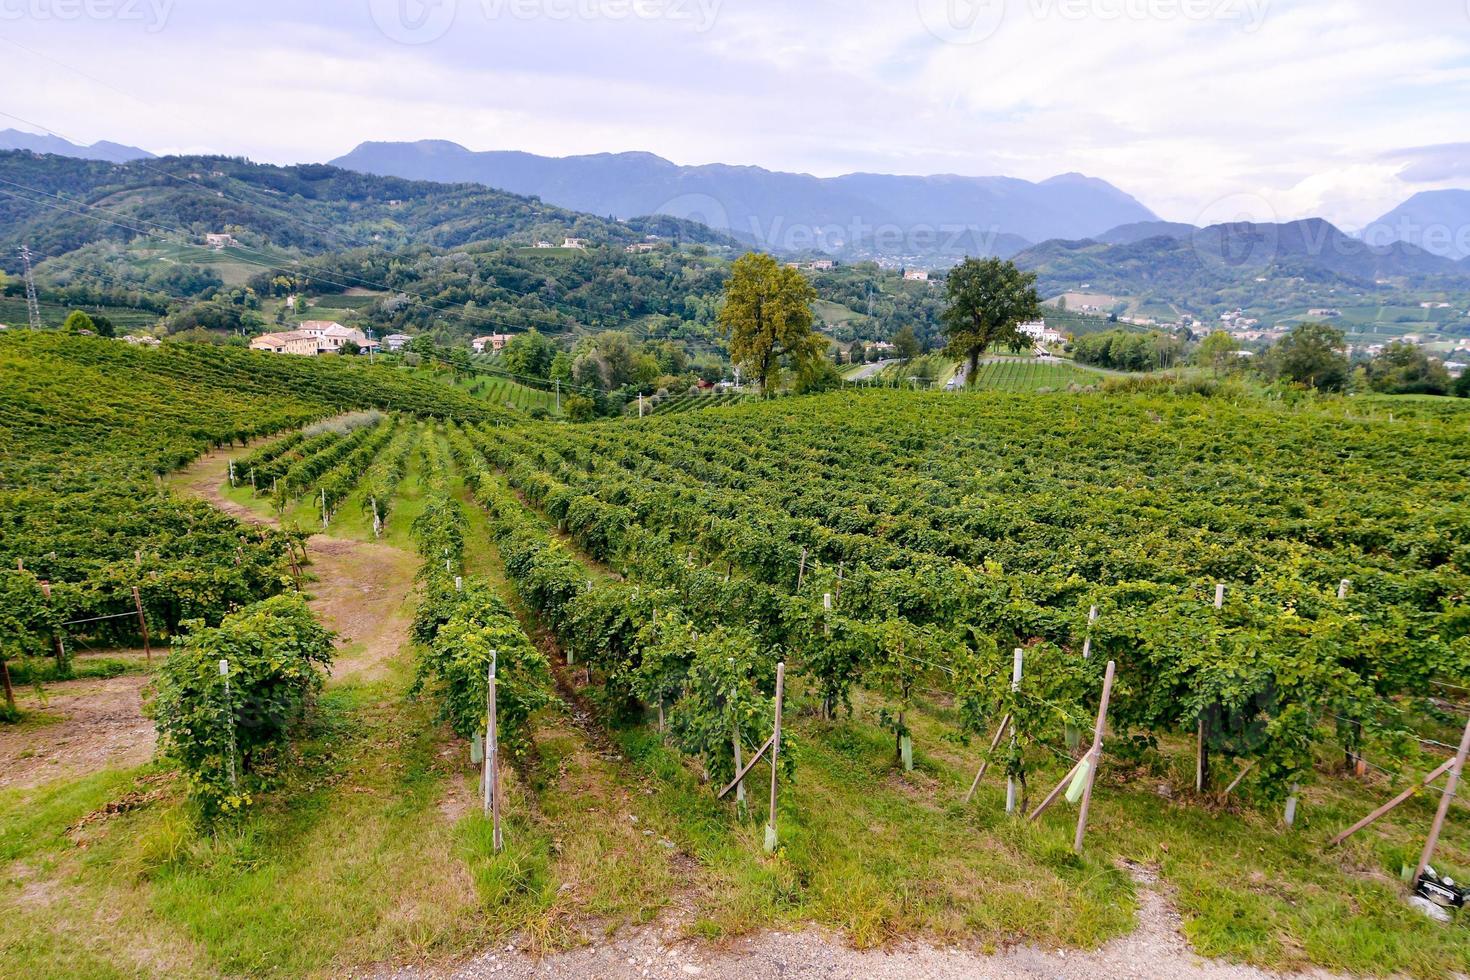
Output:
top-left (1268, 321), bottom-right (1350, 392)
top-left (718, 253), bottom-right (823, 395)
top-left (940, 258), bottom-right (1042, 385)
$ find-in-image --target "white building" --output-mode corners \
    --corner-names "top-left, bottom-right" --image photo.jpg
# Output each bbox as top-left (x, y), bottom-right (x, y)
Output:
top-left (563, 237), bottom-right (589, 250)
top-left (383, 333), bottom-right (413, 352)
top-left (472, 334), bottom-right (514, 354)
top-left (903, 270), bottom-right (930, 282)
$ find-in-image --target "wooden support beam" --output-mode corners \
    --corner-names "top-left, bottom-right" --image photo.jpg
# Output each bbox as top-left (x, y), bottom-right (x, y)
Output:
top-left (1328, 759), bottom-right (1455, 848)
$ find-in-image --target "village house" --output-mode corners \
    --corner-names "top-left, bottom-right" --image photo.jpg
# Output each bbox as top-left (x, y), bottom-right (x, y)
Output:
top-left (250, 331), bottom-right (321, 356)
top-left (563, 237), bottom-right (589, 250)
top-left (903, 269), bottom-right (930, 282)
top-left (383, 333), bottom-right (413, 352)
top-left (300, 321), bottom-right (368, 352)
top-left (205, 233), bottom-right (237, 250)
top-left (625, 242), bottom-right (657, 254)
top-left (1018, 320), bottom-right (1066, 346)
top-left (472, 334), bottom-right (514, 354)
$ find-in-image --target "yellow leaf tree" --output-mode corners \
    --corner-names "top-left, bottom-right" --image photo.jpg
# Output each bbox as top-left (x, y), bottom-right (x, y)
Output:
top-left (718, 253), bottom-right (824, 395)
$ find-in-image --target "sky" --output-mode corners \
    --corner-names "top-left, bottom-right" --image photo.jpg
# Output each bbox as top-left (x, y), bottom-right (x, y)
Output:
top-left (2, 0), bottom-right (1469, 229)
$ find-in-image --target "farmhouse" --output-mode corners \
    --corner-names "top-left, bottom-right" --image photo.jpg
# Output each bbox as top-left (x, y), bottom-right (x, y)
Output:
top-left (250, 331), bottom-right (320, 356)
top-left (205, 233), bottom-right (237, 250)
top-left (300, 321), bottom-right (368, 351)
top-left (904, 269), bottom-right (930, 282)
top-left (563, 237), bottom-right (589, 250)
top-left (472, 334), bottom-right (513, 354)
top-left (383, 333), bottom-right (413, 352)
top-left (625, 242), bottom-right (657, 254)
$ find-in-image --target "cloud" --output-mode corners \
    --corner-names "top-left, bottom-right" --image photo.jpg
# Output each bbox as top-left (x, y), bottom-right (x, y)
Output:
top-left (1382, 143), bottom-right (1470, 184)
top-left (1, 0), bottom-right (1468, 229)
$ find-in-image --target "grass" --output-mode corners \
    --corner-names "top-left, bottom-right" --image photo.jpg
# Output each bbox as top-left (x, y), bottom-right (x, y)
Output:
top-left (966, 359), bottom-right (1105, 392)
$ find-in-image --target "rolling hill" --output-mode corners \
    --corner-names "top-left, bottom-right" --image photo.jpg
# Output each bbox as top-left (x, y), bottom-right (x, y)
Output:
top-left (0, 151), bottom-right (735, 276)
top-left (1015, 218), bottom-right (1467, 306)
top-left (330, 140), bottom-right (1158, 259)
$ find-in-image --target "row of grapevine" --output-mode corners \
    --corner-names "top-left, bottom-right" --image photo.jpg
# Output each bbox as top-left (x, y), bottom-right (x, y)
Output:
top-left (447, 425), bottom-right (793, 788)
top-left (359, 422), bottom-right (420, 533)
top-left (451, 393), bottom-right (1470, 805)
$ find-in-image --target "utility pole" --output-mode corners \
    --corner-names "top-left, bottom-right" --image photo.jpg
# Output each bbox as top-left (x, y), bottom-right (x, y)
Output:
top-left (20, 245), bottom-right (42, 330)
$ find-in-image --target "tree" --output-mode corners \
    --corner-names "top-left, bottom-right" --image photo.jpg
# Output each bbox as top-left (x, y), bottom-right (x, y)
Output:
top-left (1267, 322), bottom-right (1350, 392)
top-left (717, 252), bottom-right (823, 395)
top-left (564, 395), bottom-right (597, 422)
top-left (1366, 341), bottom-right (1451, 395)
top-left (90, 313), bottom-right (116, 339)
top-left (940, 258), bottom-right (1042, 386)
top-left (503, 328), bottom-right (554, 379)
top-left (893, 325), bottom-right (921, 363)
top-left (339, 339), bottom-right (361, 357)
top-left (63, 310), bottom-right (96, 335)
top-left (1196, 330), bottom-right (1240, 376)
top-left (1454, 371), bottom-right (1470, 398)
top-left (848, 340), bottom-right (865, 365)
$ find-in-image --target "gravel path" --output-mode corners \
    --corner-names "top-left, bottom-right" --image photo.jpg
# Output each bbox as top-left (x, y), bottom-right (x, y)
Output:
top-left (382, 865), bottom-right (1335, 980)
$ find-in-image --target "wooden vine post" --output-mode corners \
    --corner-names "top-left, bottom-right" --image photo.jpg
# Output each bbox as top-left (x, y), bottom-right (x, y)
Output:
top-left (132, 585), bottom-right (151, 663)
top-left (765, 661), bottom-right (785, 853)
top-left (796, 548), bottom-right (808, 591)
top-left (1073, 661), bottom-right (1116, 854)
top-left (484, 650), bottom-right (503, 852)
top-left (1412, 716), bottom-right (1470, 891)
top-left (1198, 583), bottom-right (1225, 794)
top-left (731, 686), bottom-right (747, 815)
top-left (1006, 647), bottom-right (1023, 814)
top-left (38, 580), bottom-right (66, 669)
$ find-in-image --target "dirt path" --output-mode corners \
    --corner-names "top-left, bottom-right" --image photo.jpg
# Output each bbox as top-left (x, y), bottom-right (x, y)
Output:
top-left (0, 446), bottom-right (421, 792)
top-left (395, 865), bottom-right (1331, 980)
top-left (1, 674), bottom-right (156, 789)
top-left (171, 445), bottom-right (419, 684)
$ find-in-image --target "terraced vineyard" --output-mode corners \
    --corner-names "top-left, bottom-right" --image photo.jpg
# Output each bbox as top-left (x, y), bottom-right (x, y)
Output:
top-left (965, 358), bottom-right (1105, 391)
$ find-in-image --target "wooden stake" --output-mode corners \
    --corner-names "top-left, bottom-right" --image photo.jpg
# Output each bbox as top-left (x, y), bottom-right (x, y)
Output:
top-left (766, 662), bottom-right (785, 852)
top-left (1223, 759), bottom-right (1257, 796)
top-left (1073, 660), bottom-right (1116, 854)
top-left (718, 733), bottom-right (774, 799)
top-left (835, 562), bottom-right (844, 603)
top-left (1196, 718), bottom-right (1209, 793)
top-left (39, 580), bottom-right (65, 668)
top-left (1082, 605), bottom-right (1099, 659)
top-left (964, 712), bottom-right (1012, 803)
top-left (0, 655), bottom-right (14, 715)
top-left (132, 585), bottom-right (151, 664)
top-left (1007, 648), bottom-right (1023, 814)
top-left (796, 548), bottom-right (807, 591)
top-left (1029, 756), bottom-right (1087, 822)
top-left (1328, 758), bottom-right (1456, 847)
top-left (731, 694), bottom-right (746, 812)
top-left (484, 650), bottom-right (503, 852)
top-left (1412, 716), bottom-right (1470, 889)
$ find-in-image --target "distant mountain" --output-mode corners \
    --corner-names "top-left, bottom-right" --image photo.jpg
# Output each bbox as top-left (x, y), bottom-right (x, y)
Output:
top-left (0, 128), bottom-right (154, 163)
top-left (1362, 190), bottom-right (1470, 260)
top-left (330, 141), bottom-right (1158, 259)
top-left (1015, 218), bottom-right (1466, 307)
top-left (1094, 220), bottom-right (1198, 245)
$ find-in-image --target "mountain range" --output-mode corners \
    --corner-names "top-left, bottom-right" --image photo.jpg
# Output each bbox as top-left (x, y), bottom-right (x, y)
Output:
top-left (1012, 217), bottom-right (1469, 312)
top-left (1361, 189), bottom-right (1470, 261)
top-left (0, 128), bottom-right (154, 164)
top-left (329, 140), bottom-right (1157, 258)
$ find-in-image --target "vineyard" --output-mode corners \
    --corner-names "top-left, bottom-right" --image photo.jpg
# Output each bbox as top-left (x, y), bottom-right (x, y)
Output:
top-left (964, 357), bottom-right (1105, 391)
top-left (4, 338), bottom-right (1470, 977)
top-left (0, 332), bottom-right (501, 692)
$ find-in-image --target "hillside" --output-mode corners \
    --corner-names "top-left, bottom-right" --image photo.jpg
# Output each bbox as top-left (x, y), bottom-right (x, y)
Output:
top-left (1015, 218), bottom-right (1470, 321)
top-left (330, 141), bottom-right (1157, 258)
top-left (0, 151), bottom-right (734, 277)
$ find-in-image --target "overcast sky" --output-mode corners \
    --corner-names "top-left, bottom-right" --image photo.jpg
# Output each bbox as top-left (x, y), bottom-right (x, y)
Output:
top-left (2, 0), bottom-right (1468, 228)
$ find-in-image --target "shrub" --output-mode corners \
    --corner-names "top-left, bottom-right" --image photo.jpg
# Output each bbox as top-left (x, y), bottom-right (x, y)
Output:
top-left (150, 594), bottom-right (334, 818)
